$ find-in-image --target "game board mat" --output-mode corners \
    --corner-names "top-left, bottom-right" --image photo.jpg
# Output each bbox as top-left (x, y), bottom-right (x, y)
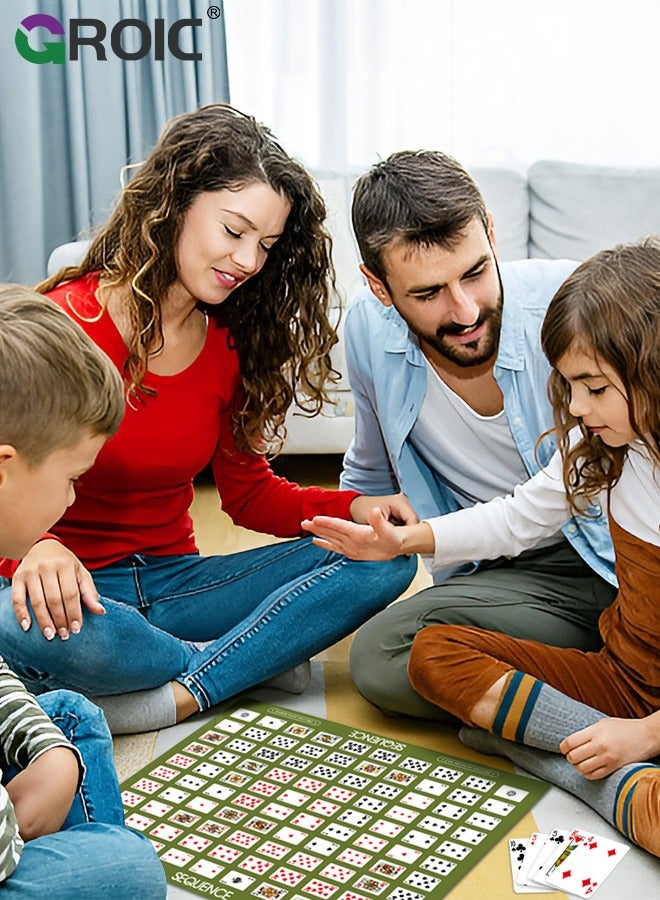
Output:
top-left (121, 699), bottom-right (549, 899)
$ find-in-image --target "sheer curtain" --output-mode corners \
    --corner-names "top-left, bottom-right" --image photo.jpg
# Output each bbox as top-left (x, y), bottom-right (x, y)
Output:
top-left (225, 0), bottom-right (660, 171)
top-left (0, 0), bottom-right (229, 284)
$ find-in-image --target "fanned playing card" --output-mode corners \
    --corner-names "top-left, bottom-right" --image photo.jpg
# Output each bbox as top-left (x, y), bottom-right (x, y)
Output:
top-left (543, 832), bottom-right (630, 897)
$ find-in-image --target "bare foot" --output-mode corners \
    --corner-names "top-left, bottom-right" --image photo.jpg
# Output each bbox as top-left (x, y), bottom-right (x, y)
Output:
top-left (172, 681), bottom-right (200, 722)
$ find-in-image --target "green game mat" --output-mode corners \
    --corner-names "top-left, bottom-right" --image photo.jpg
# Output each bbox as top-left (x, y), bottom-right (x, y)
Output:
top-left (121, 699), bottom-right (549, 899)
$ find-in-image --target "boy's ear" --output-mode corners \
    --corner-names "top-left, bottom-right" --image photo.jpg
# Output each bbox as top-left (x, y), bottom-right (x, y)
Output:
top-left (0, 445), bottom-right (17, 488)
top-left (359, 264), bottom-right (392, 307)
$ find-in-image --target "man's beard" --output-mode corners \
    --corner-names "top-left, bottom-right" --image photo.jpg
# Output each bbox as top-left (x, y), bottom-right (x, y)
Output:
top-left (424, 294), bottom-right (503, 368)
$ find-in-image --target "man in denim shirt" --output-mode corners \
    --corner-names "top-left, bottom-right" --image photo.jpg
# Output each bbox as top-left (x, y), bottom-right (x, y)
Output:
top-left (342, 151), bottom-right (617, 721)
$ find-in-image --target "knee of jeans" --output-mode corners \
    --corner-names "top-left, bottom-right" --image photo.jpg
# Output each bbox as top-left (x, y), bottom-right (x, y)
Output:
top-left (41, 690), bottom-right (110, 733)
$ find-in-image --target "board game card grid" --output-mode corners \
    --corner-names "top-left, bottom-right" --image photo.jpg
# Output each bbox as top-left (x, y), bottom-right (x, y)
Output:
top-left (121, 699), bottom-right (549, 899)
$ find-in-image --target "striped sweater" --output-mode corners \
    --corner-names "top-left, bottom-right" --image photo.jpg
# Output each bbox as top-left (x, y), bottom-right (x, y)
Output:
top-left (0, 660), bottom-right (81, 883)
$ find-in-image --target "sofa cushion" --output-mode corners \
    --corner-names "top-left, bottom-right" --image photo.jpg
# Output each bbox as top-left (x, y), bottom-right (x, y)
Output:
top-left (472, 167), bottom-right (529, 261)
top-left (529, 160), bottom-right (660, 260)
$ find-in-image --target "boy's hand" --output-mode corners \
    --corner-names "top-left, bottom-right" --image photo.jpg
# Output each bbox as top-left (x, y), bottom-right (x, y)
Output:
top-left (560, 714), bottom-right (660, 779)
top-left (11, 539), bottom-right (105, 640)
top-left (6, 746), bottom-right (79, 840)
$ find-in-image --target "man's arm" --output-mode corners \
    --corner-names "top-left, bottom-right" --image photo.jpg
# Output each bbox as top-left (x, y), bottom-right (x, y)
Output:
top-left (340, 302), bottom-right (399, 495)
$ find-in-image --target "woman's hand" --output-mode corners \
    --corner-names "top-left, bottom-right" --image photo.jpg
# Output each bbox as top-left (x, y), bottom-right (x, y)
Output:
top-left (560, 712), bottom-right (660, 779)
top-left (11, 540), bottom-right (105, 641)
top-left (302, 506), bottom-right (435, 561)
top-left (349, 492), bottom-right (418, 525)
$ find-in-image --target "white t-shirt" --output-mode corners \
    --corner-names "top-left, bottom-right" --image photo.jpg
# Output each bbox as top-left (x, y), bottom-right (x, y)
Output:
top-left (427, 440), bottom-right (659, 574)
top-left (411, 360), bottom-right (562, 550)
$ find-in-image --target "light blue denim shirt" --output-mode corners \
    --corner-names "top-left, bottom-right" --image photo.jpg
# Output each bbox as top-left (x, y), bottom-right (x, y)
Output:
top-left (340, 258), bottom-right (616, 586)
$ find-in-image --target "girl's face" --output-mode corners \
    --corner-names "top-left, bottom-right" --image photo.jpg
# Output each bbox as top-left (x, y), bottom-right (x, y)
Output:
top-left (172, 182), bottom-right (291, 307)
top-left (557, 343), bottom-right (637, 447)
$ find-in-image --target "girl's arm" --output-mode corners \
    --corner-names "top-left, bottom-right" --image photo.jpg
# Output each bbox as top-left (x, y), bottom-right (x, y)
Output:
top-left (304, 448), bottom-right (574, 569)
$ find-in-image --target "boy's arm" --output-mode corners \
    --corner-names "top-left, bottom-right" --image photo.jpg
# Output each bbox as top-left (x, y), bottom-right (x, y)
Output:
top-left (0, 662), bottom-right (82, 774)
top-left (0, 662), bottom-right (82, 877)
top-left (0, 662), bottom-right (82, 836)
top-left (0, 784), bottom-right (24, 883)
top-left (6, 746), bottom-right (79, 840)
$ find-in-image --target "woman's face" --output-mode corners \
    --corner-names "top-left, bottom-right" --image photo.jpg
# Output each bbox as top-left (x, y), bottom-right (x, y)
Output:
top-left (172, 182), bottom-right (291, 307)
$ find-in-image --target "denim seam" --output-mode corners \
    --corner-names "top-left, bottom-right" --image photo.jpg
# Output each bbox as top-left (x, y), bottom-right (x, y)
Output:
top-left (131, 562), bottom-right (148, 609)
top-left (50, 711), bottom-right (91, 821)
top-left (148, 540), bottom-right (321, 604)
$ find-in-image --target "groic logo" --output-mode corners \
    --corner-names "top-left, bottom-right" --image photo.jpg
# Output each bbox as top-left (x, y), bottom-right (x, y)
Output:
top-left (15, 13), bottom-right (65, 64)
top-left (15, 14), bottom-right (203, 63)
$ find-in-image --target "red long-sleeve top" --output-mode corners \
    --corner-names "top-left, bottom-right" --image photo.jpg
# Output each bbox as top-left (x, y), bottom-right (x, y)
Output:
top-left (0, 274), bottom-right (358, 572)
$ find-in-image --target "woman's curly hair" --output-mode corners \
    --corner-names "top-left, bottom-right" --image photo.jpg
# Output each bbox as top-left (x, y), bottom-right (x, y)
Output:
top-left (37, 104), bottom-right (338, 454)
top-left (540, 237), bottom-right (660, 516)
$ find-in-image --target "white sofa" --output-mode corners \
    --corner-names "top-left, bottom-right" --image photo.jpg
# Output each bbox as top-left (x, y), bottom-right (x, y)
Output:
top-left (47, 160), bottom-right (660, 453)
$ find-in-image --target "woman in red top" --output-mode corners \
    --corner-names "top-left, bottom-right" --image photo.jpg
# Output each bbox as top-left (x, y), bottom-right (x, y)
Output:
top-left (0, 105), bottom-right (416, 733)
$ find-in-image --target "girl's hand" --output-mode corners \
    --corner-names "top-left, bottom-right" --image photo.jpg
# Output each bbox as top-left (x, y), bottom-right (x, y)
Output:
top-left (349, 493), bottom-right (419, 526)
top-left (302, 507), bottom-right (434, 560)
top-left (560, 714), bottom-right (660, 779)
top-left (11, 540), bottom-right (105, 641)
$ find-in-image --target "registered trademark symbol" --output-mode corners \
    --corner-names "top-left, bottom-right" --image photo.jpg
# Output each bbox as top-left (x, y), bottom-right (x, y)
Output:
top-left (207, 6), bottom-right (221, 18)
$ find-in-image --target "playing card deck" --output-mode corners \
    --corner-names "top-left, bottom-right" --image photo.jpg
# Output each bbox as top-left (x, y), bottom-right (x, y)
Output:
top-left (508, 826), bottom-right (630, 895)
top-left (121, 699), bottom-right (547, 898)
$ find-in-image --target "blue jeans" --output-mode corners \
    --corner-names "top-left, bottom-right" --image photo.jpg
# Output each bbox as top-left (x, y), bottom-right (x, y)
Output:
top-left (0, 540), bottom-right (416, 710)
top-left (0, 690), bottom-right (165, 897)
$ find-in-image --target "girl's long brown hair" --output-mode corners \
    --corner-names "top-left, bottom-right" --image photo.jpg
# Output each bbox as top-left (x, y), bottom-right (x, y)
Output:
top-left (37, 104), bottom-right (338, 454)
top-left (540, 238), bottom-right (660, 515)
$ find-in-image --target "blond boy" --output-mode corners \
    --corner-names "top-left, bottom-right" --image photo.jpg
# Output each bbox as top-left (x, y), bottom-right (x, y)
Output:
top-left (0, 285), bottom-right (165, 897)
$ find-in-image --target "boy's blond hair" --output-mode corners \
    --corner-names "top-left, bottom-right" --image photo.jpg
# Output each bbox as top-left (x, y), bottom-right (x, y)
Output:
top-left (0, 284), bottom-right (124, 465)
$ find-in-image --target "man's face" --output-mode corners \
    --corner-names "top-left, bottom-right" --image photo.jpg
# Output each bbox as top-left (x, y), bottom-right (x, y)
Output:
top-left (366, 217), bottom-right (503, 369)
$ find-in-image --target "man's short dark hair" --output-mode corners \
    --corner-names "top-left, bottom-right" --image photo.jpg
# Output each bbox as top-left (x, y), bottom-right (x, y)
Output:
top-left (351, 150), bottom-right (489, 286)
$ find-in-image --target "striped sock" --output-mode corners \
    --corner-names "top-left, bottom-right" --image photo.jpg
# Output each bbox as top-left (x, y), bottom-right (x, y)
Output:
top-left (490, 671), bottom-right (604, 750)
top-left (459, 727), bottom-right (660, 857)
top-left (612, 764), bottom-right (660, 853)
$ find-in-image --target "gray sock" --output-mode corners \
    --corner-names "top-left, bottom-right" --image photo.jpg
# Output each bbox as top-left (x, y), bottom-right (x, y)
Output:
top-left (493, 672), bottom-right (605, 751)
top-left (459, 726), bottom-right (656, 844)
top-left (91, 684), bottom-right (177, 735)
top-left (258, 660), bottom-right (311, 695)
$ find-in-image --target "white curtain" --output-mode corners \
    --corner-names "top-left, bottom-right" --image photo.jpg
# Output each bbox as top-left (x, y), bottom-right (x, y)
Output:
top-left (0, 0), bottom-right (229, 284)
top-left (225, 0), bottom-right (660, 171)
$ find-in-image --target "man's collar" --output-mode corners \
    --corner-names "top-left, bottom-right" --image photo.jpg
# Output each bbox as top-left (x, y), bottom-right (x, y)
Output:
top-left (494, 268), bottom-right (525, 371)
